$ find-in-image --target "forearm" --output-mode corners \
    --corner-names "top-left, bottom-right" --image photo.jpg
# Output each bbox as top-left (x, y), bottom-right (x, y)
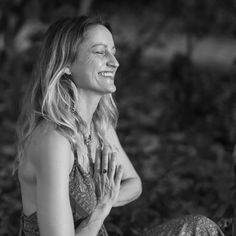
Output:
top-left (113, 177), bottom-right (142, 207)
top-left (75, 208), bottom-right (107, 236)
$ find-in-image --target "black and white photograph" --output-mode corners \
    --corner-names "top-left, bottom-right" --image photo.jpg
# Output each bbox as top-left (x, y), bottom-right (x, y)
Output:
top-left (0, 0), bottom-right (235, 235)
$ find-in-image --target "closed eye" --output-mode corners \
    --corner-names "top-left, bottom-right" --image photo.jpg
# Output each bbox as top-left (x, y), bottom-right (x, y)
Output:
top-left (95, 51), bottom-right (105, 55)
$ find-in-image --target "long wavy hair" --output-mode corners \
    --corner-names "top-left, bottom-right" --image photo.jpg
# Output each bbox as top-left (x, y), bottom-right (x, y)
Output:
top-left (13, 16), bottom-right (119, 173)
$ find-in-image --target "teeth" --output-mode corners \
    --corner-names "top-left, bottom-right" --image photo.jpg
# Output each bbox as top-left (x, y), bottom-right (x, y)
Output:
top-left (99, 71), bottom-right (113, 77)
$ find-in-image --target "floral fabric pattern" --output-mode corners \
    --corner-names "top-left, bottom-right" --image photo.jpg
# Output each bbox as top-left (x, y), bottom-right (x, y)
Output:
top-left (141, 215), bottom-right (225, 236)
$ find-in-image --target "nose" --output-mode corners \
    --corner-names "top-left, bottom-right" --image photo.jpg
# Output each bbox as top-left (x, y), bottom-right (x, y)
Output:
top-left (106, 53), bottom-right (119, 68)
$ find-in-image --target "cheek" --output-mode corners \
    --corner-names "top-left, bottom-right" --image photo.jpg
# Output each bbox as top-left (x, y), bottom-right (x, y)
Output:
top-left (85, 55), bottom-right (103, 73)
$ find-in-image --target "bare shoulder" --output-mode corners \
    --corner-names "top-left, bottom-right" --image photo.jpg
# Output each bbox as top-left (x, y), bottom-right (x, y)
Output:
top-left (28, 120), bottom-right (73, 177)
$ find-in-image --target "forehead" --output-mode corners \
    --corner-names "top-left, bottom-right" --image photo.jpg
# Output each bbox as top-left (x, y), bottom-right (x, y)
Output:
top-left (81, 24), bottom-right (114, 48)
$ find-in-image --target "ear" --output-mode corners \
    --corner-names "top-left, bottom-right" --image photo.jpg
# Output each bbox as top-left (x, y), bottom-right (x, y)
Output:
top-left (64, 67), bottom-right (71, 75)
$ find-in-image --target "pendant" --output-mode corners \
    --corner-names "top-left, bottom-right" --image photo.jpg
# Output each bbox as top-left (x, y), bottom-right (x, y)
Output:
top-left (84, 134), bottom-right (92, 146)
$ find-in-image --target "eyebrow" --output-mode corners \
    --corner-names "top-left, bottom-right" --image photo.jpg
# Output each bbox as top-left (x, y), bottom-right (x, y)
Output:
top-left (91, 43), bottom-right (116, 50)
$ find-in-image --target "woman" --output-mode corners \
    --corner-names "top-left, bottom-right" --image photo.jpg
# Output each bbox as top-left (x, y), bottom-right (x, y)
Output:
top-left (15, 16), bottom-right (142, 236)
top-left (15, 15), bottom-right (224, 236)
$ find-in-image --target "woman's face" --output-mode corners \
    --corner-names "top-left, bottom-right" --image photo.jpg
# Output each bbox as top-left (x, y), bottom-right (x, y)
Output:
top-left (70, 24), bottom-right (119, 95)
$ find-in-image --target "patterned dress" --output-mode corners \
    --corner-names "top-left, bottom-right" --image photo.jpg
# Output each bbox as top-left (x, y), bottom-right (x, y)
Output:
top-left (18, 150), bottom-right (108, 236)
top-left (140, 214), bottom-right (225, 236)
top-left (18, 150), bottom-right (225, 236)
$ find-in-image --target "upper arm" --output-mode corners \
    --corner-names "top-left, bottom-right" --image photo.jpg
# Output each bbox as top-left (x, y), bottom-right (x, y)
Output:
top-left (33, 130), bottom-right (74, 236)
top-left (107, 126), bottom-right (140, 180)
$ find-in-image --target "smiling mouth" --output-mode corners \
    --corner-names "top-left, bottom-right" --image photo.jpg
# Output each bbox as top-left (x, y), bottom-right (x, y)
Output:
top-left (98, 71), bottom-right (115, 78)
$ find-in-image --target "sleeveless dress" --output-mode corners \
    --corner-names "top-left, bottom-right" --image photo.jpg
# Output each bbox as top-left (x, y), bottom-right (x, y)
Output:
top-left (18, 150), bottom-right (108, 236)
top-left (18, 148), bottom-right (225, 236)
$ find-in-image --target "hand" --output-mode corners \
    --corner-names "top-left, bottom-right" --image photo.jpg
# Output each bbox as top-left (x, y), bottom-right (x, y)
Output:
top-left (93, 146), bottom-right (123, 217)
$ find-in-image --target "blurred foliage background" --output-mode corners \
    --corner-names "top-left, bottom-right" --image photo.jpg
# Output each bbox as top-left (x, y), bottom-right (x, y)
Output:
top-left (0, 0), bottom-right (236, 235)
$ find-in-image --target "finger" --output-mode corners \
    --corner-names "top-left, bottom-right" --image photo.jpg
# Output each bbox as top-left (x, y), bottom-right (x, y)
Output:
top-left (96, 175), bottom-right (102, 199)
top-left (108, 152), bottom-right (117, 180)
top-left (101, 146), bottom-right (109, 188)
top-left (101, 146), bottom-right (109, 175)
top-left (114, 165), bottom-right (123, 186)
top-left (94, 148), bottom-right (101, 176)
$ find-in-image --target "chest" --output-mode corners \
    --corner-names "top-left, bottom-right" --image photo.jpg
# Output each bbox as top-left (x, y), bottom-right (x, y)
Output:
top-left (69, 158), bottom-right (97, 220)
top-left (76, 133), bottom-right (101, 173)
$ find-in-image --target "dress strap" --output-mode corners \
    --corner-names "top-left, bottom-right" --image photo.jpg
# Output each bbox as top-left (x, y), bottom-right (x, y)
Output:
top-left (18, 212), bottom-right (24, 236)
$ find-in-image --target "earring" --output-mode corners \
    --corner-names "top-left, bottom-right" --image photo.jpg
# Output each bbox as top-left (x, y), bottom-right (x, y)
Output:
top-left (64, 67), bottom-right (71, 75)
top-left (71, 101), bottom-right (78, 114)
top-left (71, 103), bottom-right (76, 113)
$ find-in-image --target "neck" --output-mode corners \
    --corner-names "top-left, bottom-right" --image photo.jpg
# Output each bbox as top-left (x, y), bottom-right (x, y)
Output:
top-left (76, 89), bottom-right (102, 132)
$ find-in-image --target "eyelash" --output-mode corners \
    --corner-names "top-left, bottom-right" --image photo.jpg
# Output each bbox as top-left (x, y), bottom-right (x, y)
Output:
top-left (95, 51), bottom-right (116, 56)
top-left (96, 51), bottom-right (105, 55)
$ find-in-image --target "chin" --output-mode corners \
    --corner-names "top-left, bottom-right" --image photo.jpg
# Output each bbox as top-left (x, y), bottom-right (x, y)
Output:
top-left (107, 86), bottom-right (116, 94)
top-left (99, 85), bottom-right (116, 94)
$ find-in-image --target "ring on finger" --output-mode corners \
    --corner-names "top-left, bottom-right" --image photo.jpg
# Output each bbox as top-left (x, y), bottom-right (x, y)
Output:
top-left (102, 169), bottom-right (107, 174)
